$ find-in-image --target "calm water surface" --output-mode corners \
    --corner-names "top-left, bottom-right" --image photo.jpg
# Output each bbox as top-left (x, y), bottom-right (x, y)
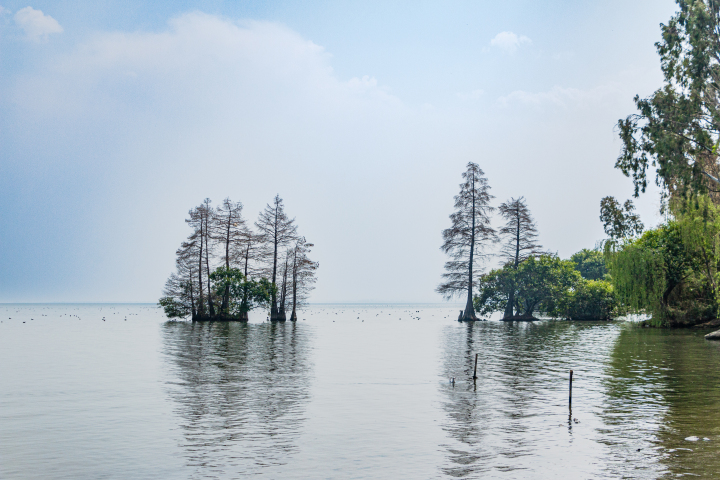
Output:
top-left (2, 304), bottom-right (720, 479)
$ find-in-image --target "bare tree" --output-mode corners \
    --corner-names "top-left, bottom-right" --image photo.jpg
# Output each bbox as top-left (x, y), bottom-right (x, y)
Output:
top-left (201, 198), bottom-right (216, 316)
top-left (278, 250), bottom-right (291, 320)
top-left (438, 162), bottom-right (495, 321)
top-left (255, 195), bottom-right (298, 321)
top-left (497, 197), bottom-right (545, 318)
top-left (289, 238), bottom-right (318, 321)
top-left (160, 239), bottom-right (200, 319)
top-left (184, 199), bottom-right (217, 317)
top-left (212, 198), bottom-right (246, 315)
top-left (185, 206), bottom-right (206, 316)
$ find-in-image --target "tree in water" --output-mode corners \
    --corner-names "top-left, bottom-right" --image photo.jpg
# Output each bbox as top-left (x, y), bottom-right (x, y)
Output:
top-left (255, 195), bottom-right (298, 321)
top-left (289, 238), bottom-right (318, 321)
top-left (185, 203), bottom-right (214, 317)
top-left (497, 197), bottom-right (545, 318)
top-left (474, 255), bottom-right (581, 320)
top-left (234, 230), bottom-right (263, 321)
top-left (278, 250), bottom-right (291, 320)
top-left (160, 239), bottom-right (200, 319)
top-left (208, 267), bottom-right (274, 318)
top-left (438, 162), bottom-right (495, 321)
top-left (212, 198), bottom-right (246, 316)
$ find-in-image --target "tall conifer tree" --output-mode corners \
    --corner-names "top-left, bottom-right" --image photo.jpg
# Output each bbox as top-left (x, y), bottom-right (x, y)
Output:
top-left (438, 162), bottom-right (495, 321)
top-left (497, 197), bottom-right (544, 318)
top-left (255, 195), bottom-right (298, 321)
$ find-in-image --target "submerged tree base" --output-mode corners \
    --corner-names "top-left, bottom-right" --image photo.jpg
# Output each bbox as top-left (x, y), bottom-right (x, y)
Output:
top-left (563, 316), bottom-right (614, 321)
top-left (192, 314), bottom-right (249, 322)
top-left (502, 315), bottom-right (539, 321)
top-left (457, 310), bottom-right (480, 321)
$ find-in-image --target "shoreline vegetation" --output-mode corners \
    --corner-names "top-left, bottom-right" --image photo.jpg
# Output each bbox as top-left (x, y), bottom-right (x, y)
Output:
top-left (159, 195), bottom-right (318, 322)
top-left (438, 163), bottom-right (618, 323)
top-left (604, 0), bottom-right (720, 328)
top-left (440, 1), bottom-right (720, 329)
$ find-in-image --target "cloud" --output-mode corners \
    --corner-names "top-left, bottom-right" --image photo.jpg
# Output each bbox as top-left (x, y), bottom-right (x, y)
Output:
top-left (457, 89), bottom-right (484, 101)
top-left (497, 84), bottom-right (620, 108)
top-left (490, 31), bottom-right (531, 54)
top-left (14, 6), bottom-right (63, 42)
top-left (13, 13), bottom-right (401, 118)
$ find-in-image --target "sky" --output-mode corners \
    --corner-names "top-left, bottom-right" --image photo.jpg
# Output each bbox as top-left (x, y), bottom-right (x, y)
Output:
top-left (0, 0), bottom-right (678, 303)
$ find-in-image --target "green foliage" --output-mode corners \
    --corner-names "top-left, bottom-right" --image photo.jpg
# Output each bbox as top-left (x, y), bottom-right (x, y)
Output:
top-left (606, 206), bottom-right (720, 326)
top-left (473, 266), bottom-right (515, 317)
top-left (675, 194), bottom-right (720, 305)
top-left (159, 296), bottom-right (192, 319)
top-left (209, 267), bottom-right (275, 318)
top-left (474, 255), bottom-right (581, 318)
top-left (599, 197), bottom-right (644, 240)
top-left (616, 0), bottom-right (719, 201)
top-left (556, 279), bottom-right (618, 320)
top-left (570, 248), bottom-right (607, 280)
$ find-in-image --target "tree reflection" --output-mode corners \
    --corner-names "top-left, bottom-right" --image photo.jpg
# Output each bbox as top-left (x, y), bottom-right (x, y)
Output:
top-left (162, 321), bottom-right (312, 477)
top-left (601, 326), bottom-right (720, 478)
top-left (438, 320), bottom-right (607, 478)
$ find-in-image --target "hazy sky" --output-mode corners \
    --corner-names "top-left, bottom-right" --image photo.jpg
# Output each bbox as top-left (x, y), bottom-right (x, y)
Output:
top-left (0, 1), bottom-right (677, 303)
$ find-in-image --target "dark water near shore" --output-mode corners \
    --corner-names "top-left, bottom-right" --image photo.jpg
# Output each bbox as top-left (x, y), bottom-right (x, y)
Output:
top-left (2, 304), bottom-right (720, 479)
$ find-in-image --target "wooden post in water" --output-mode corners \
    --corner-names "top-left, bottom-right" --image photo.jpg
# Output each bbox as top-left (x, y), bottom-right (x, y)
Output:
top-left (473, 353), bottom-right (478, 380)
top-left (569, 370), bottom-right (573, 406)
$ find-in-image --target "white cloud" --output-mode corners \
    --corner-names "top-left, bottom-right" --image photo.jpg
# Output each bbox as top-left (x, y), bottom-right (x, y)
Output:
top-left (14, 6), bottom-right (63, 42)
top-left (457, 89), bottom-right (484, 101)
top-left (497, 84), bottom-right (620, 108)
top-left (490, 31), bottom-right (531, 54)
top-left (0, 6), bottom-right (8, 15)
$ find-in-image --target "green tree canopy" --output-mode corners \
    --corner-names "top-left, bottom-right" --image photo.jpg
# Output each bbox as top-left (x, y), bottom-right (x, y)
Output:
top-left (606, 212), bottom-right (717, 326)
top-left (209, 267), bottom-right (275, 318)
top-left (570, 248), bottom-right (608, 280)
top-left (616, 0), bottom-right (720, 202)
top-left (556, 279), bottom-right (619, 321)
top-left (474, 255), bottom-right (580, 319)
top-left (600, 197), bottom-right (644, 240)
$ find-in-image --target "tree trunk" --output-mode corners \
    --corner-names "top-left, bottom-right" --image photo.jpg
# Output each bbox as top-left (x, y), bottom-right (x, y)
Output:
top-left (278, 256), bottom-right (288, 321)
top-left (221, 214), bottom-right (231, 314)
top-left (189, 281), bottom-right (196, 320)
top-left (504, 291), bottom-right (515, 318)
top-left (270, 205), bottom-right (279, 321)
top-left (463, 172), bottom-right (478, 321)
top-left (205, 218), bottom-right (216, 317)
top-left (504, 204), bottom-right (522, 319)
top-left (198, 224), bottom-right (205, 316)
top-left (290, 250), bottom-right (298, 321)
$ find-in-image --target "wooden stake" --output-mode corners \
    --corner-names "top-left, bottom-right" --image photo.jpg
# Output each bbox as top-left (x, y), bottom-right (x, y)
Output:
top-left (473, 353), bottom-right (478, 380)
top-left (569, 370), bottom-right (573, 406)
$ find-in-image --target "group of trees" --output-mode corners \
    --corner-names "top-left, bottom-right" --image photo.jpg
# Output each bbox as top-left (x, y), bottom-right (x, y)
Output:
top-left (603, 0), bottom-right (720, 326)
top-left (160, 195), bottom-right (318, 321)
top-left (438, 162), bottom-right (617, 321)
top-left (448, 1), bottom-right (720, 326)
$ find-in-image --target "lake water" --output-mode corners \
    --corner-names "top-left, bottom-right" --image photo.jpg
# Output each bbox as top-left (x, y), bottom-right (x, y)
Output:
top-left (2, 304), bottom-right (720, 479)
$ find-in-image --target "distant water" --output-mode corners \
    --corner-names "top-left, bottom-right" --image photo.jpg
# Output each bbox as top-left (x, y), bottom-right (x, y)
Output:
top-left (2, 304), bottom-right (720, 479)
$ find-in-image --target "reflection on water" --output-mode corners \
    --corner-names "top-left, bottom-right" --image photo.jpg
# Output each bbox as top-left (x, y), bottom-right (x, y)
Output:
top-left (162, 321), bottom-right (313, 478)
top-left (4, 305), bottom-right (720, 479)
top-left (602, 327), bottom-right (720, 479)
top-left (440, 321), bottom-right (624, 479)
top-left (439, 320), bottom-right (720, 479)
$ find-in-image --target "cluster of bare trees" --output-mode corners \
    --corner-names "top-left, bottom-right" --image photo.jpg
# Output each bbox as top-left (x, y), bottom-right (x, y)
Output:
top-left (160, 195), bottom-right (318, 321)
top-left (438, 162), bottom-right (544, 320)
